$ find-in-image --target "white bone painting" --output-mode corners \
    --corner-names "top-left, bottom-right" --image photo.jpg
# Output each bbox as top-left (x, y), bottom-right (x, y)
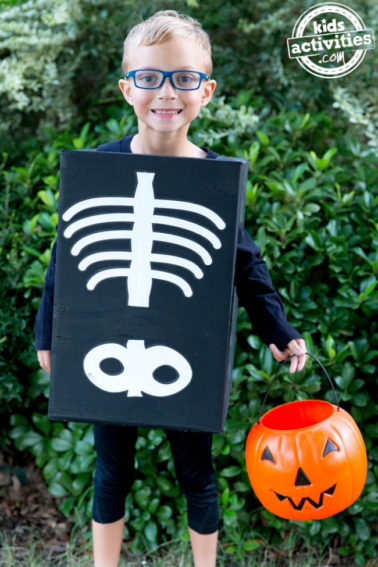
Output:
top-left (62, 171), bottom-right (226, 307)
top-left (84, 339), bottom-right (192, 398)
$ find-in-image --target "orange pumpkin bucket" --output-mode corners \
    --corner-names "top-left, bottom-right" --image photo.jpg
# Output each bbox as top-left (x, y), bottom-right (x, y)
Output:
top-left (245, 352), bottom-right (368, 521)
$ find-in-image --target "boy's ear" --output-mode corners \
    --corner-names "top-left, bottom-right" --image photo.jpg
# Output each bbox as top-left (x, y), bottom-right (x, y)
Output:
top-left (201, 79), bottom-right (217, 107)
top-left (119, 79), bottom-right (134, 107)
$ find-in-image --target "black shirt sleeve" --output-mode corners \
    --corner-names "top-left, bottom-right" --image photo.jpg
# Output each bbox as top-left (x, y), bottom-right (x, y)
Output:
top-left (34, 235), bottom-right (57, 351)
top-left (234, 225), bottom-right (304, 352)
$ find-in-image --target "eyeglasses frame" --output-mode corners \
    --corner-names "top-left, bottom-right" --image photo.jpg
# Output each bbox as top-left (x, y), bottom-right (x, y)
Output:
top-left (124, 68), bottom-right (210, 91)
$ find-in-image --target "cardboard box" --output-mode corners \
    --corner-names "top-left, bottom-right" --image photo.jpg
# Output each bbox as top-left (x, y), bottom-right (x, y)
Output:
top-left (48, 149), bottom-right (249, 432)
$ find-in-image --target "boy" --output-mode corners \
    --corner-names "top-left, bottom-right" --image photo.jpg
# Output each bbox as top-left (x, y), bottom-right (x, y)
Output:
top-left (35, 10), bottom-right (307, 567)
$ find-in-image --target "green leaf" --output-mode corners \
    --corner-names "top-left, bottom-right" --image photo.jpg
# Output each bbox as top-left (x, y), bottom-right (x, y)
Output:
top-left (354, 553), bottom-right (366, 566)
top-left (348, 502), bottom-right (364, 515)
top-left (54, 471), bottom-right (74, 492)
top-left (106, 119), bottom-right (122, 135)
top-left (156, 505), bottom-right (173, 522)
top-left (134, 487), bottom-right (151, 510)
top-left (220, 466), bottom-right (241, 478)
top-left (352, 393), bottom-right (368, 407)
top-left (72, 473), bottom-right (91, 493)
top-left (309, 521), bottom-right (321, 535)
top-left (141, 510), bottom-right (151, 522)
top-left (303, 203), bottom-right (321, 214)
top-left (74, 454), bottom-right (96, 471)
top-left (225, 545), bottom-right (237, 553)
top-left (323, 147), bottom-right (337, 163)
top-left (299, 113), bottom-right (310, 130)
top-left (325, 334), bottom-right (336, 359)
top-left (43, 460), bottom-right (59, 481)
top-left (350, 379), bottom-right (365, 392)
top-left (337, 547), bottom-right (352, 556)
top-left (51, 437), bottom-right (74, 452)
top-left (48, 482), bottom-right (68, 498)
top-left (59, 497), bottom-right (75, 517)
top-left (221, 488), bottom-right (230, 507)
top-left (68, 422), bottom-right (88, 433)
top-left (10, 415), bottom-right (28, 426)
top-left (72, 138), bottom-right (84, 149)
top-left (355, 518), bottom-right (370, 541)
top-left (9, 425), bottom-right (29, 439)
top-left (365, 424), bottom-right (378, 438)
top-left (256, 130), bottom-right (269, 146)
top-left (185, 0), bottom-right (199, 8)
top-left (359, 276), bottom-right (377, 300)
top-left (351, 247), bottom-right (372, 265)
top-left (335, 363), bottom-right (355, 390)
top-left (32, 412), bottom-right (51, 436)
top-left (33, 441), bottom-right (46, 457)
top-left (247, 141), bottom-right (260, 166)
top-left (144, 520), bottom-right (158, 542)
top-left (37, 189), bottom-right (55, 208)
top-left (82, 427), bottom-right (94, 445)
top-left (291, 163), bottom-right (308, 183)
top-left (223, 508), bottom-right (237, 526)
top-left (156, 476), bottom-right (173, 495)
top-left (19, 431), bottom-right (44, 448)
top-left (148, 498), bottom-right (160, 514)
top-left (260, 346), bottom-right (274, 376)
top-left (74, 440), bottom-right (94, 455)
top-left (129, 517), bottom-right (145, 532)
top-left (243, 540), bottom-right (261, 551)
top-left (310, 148), bottom-right (337, 170)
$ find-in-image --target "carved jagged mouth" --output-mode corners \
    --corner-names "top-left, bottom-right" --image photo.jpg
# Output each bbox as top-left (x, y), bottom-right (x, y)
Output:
top-left (273, 484), bottom-right (336, 510)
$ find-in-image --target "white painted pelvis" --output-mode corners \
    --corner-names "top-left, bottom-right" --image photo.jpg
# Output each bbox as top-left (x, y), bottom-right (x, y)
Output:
top-left (83, 339), bottom-right (192, 397)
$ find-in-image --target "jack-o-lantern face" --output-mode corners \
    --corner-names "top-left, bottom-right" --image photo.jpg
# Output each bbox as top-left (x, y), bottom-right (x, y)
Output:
top-left (245, 400), bottom-right (367, 520)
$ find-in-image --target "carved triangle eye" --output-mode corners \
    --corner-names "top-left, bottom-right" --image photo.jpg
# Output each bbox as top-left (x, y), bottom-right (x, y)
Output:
top-left (323, 438), bottom-right (339, 457)
top-left (261, 446), bottom-right (275, 463)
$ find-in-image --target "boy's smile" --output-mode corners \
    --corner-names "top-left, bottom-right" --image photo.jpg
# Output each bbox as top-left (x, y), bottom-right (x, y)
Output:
top-left (151, 108), bottom-right (183, 118)
top-left (119, 38), bottom-right (216, 157)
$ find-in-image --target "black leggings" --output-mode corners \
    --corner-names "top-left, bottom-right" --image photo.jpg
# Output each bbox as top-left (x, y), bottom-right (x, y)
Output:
top-left (92, 423), bottom-right (219, 535)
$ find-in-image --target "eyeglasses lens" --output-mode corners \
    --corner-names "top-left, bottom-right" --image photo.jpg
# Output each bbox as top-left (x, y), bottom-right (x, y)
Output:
top-left (134, 71), bottom-right (201, 90)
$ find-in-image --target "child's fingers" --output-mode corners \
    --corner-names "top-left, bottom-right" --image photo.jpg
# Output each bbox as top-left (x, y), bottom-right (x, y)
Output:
top-left (37, 350), bottom-right (51, 374)
top-left (37, 351), bottom-right (46, 372)
top-left (269, 344), bottom-right (290, 361)
top-left (269, 341), bottom-right (307, 373)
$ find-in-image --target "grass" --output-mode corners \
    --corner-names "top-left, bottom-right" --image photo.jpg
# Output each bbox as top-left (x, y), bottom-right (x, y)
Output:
top-left (0, 528), bottom-right (329, 567)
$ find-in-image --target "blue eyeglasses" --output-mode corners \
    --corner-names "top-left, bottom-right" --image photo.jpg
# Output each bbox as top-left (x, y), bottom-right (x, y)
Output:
top-left (124, 69), bottom-right (210, 91)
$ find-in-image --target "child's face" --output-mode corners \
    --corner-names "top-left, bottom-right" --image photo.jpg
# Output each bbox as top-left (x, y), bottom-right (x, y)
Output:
top-left (119, 38), bottom-right (217, 135)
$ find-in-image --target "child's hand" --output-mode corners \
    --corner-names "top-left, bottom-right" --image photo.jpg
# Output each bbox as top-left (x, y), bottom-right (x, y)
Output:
top-left (269, 338), bottom-right (306, 373)
top-left (37, 350), bottom-right (51, 374)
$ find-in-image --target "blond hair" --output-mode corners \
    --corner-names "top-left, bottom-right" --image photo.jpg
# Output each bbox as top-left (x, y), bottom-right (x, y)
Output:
top-left (122, 10), bottom-right (213, 77)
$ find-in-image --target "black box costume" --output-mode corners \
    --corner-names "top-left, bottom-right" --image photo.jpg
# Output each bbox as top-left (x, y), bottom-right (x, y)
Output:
top-left (34, 134), bottom-right (304, 532)
top-left (47, 146), bottom-right (250, 432)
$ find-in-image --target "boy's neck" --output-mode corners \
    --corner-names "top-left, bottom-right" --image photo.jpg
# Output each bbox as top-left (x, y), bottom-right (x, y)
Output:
top-left (130, 131), bottom-right (207, 159)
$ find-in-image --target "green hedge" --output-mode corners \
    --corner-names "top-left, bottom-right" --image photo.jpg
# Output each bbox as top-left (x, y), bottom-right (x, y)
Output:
top-left (2, 95), bottom-right (378, 563)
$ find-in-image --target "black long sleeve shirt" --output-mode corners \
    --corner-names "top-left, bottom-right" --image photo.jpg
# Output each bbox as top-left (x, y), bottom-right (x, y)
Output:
top-left (34, 135), bottom-right (303, 352)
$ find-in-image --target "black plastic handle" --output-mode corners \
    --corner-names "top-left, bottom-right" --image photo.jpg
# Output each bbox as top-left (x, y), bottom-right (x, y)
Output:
top-left (257, 352), bottom-right (340, 425)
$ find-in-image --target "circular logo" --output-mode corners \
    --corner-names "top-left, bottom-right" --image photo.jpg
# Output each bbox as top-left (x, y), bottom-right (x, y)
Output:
top-left (287, 2), bottom-right (375, 78)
